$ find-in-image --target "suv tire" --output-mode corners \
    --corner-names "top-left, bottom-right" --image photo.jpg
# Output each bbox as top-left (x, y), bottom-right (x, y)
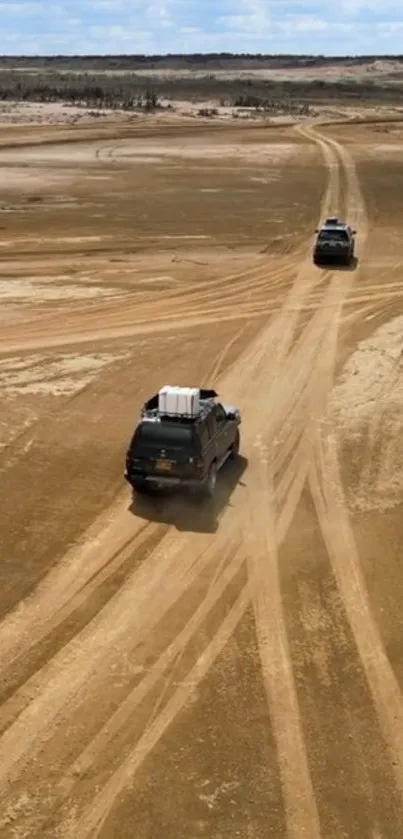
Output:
top-left (132, 480), bottom-right (152, 494)
top-left (230, 429), bottom-right (240, 459)
top-left (203, 462), bottom-right (217, 498)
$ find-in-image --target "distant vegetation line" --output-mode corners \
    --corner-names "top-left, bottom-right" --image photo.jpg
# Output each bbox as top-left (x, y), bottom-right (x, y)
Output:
top-left (0, 70), bottom-right (401, 112)
top-left (0, 53), bottom-right (403, 70)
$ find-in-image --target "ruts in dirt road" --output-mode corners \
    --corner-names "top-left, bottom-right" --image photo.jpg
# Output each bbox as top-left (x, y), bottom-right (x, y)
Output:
top-left (1, 117), bottom-right (403, 838)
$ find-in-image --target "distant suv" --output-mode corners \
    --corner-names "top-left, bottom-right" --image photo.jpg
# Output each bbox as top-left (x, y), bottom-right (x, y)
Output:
top-left (124, 386), bottom-right (241, 499)
top-left (313, 217), bottom-right (356, 266)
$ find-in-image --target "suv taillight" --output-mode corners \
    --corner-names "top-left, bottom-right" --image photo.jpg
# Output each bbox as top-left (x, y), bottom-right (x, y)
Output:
top-left (127, 455), bottom-right (141, 467)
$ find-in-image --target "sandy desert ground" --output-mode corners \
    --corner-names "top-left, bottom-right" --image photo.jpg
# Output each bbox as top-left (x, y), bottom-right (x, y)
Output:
top-left (1, 106), bottom-right (403, 838)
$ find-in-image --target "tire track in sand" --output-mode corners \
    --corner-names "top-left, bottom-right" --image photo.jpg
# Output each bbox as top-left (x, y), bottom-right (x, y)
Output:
top-left (60, 587), bottom-right (251, 839)
top-left (0, 124), bottom-right (337, 836)
top-left (309, 438), bottom-right (403, 799)
top-left (43, 125), bottom-right (342, 839)
top-left (308, 128), bottom-right (403, 797)
top-left (0, 220), bottom-right (310, 763)
top-left (0, 498), bottom-right (157, 676)
top-left (0, 267), bottom-right (321, 806)
top-left (0, 325), bottom-right (250, 721)
top-left (40, 315), bottom-right (333, 838)
top-left (0, 316), bottom-right (302, 832)
top-left (52, 266), bottom-right (339, 839)
top-left (11, 124), bottom-right (402, 839)
top-left (245, 346), bottom-right (336, 824)
top-left (56, 544), bottom-right (246, 799)
top-left (241, 124), bottom-right (364, 839)
top-left (0, 246), bottom-right (303, 358)
top-left (0, 520), bottom-right (243, 793)
top-left (242, 281), bottom-right (345, 839)
top-left (127, 248), bottom-right (305, 315)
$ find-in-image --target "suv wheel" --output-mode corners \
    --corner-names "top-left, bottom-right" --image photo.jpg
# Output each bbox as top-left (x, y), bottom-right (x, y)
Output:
top-left (132, 480), bottom-right (151, 494)
top-left (230, 430), bottom-right (240, 458)
top-left (203, 463), bottom-right (217, 498)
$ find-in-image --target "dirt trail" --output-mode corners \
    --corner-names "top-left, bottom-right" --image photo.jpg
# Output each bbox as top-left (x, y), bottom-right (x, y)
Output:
top-left (306, 128), bottom-right (403, 796)
top-left (68, 124), bottom-right (361, 839)
top-left (0, 120), bottom-right (402, 838)
top-left (12, 127), bottom-right (337, 833)
top-left (309, 441), bottom-right (403, 797)
top-left (0, 123), bottom-right (323, 827)
top-left (52, 138), bottom-right (337, 838)
top-left (0, 250), bottom-right (302, 356)
top-left (295, 129), bottom-right (403, 795)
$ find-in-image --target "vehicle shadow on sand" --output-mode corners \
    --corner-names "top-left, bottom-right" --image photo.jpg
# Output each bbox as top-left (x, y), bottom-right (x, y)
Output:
top-left (316, 255), bottom-right (359, 272)
top-left (334, 255), bottom-right (359, 272)
top-left (129, 455), bottom-right (248, 534)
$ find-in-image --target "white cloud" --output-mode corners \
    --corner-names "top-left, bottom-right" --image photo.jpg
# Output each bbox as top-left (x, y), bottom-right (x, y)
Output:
top-left (284, 15), bottom-right (329, 33)
top-left (339, 0), bottom-right (403, 11)
top-left (377, 21), bottom-right (403, 36)
top-left (0, 0), bottom-right (403, 54)
top-left (88, 24), bottom-right (154, 46)
top-left (86, 0), bottom-right (125, 8)
top-left (218, 0), bottom-right (271, 33)
top-left (0, 2), bottom-right (45, 14)
top-left (134, 0), bottom-right (174, 28)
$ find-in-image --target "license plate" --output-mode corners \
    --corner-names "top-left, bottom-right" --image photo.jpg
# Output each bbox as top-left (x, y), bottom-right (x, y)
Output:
top-left (156, 459), bottom-right (172, 471)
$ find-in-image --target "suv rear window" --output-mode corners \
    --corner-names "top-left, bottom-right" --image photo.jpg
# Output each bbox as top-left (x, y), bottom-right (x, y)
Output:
top-left (318, 228), bottom-right (348, 241)
top-left (134, 421), bottom-right (195, 451)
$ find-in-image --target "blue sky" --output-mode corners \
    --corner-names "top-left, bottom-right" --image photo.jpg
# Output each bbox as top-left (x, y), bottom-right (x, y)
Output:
top-left (0, 0), bottom-right (403, 55)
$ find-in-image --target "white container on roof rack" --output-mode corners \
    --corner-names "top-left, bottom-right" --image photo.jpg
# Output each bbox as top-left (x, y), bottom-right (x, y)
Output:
top-left (158, 385), bottom-right (174, 415)
top-left (158, 385), bottom-right (200, 417)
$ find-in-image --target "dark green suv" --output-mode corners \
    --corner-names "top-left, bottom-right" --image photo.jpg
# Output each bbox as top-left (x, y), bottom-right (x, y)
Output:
top-left (313, 217), bottom-right (357, 266)
top-left (124, 388), bottom-right (241, 499)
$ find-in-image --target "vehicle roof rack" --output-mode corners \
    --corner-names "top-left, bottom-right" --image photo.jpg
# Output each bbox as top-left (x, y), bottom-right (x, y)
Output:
top-left (141, 389), bottom-right (218, 422)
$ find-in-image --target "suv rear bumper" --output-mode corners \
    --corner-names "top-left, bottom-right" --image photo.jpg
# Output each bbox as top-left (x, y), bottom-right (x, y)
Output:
top-left (124, 470), bottom-right (203, 490)
top-left (314, 248), bottom-right (351, 259)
